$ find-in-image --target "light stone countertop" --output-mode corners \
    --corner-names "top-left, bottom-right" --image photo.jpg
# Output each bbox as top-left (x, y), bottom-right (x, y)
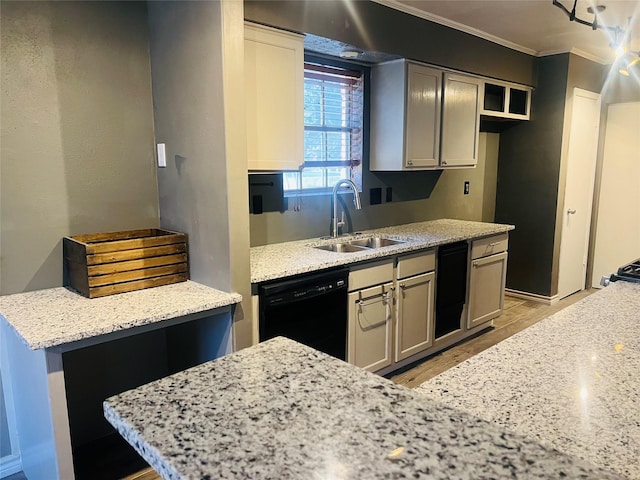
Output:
top-left (250, 218), bottom-right (514, 283)
top-left (416, 281), bottom-right (640, 479)
top-left (0, 281), bottom-right (242, 350)
top-left (104, 336), bottom-right (623, 480)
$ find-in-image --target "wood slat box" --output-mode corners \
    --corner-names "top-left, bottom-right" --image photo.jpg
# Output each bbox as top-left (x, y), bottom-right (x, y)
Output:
top-left (63, 228), bottom-right (189, 298)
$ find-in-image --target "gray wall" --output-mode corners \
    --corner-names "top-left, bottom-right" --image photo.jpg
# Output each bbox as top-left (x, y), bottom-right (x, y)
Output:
top-left (244, 0), bottom-right (535, 86)
top-left (147, 1), bottom-right (253, 349)
top-left (495, 53), bottom-right (607, 297)
top-left (250, 133), bottom-right (500, 245)
top-left (0, 1), bottom-right (159, 295)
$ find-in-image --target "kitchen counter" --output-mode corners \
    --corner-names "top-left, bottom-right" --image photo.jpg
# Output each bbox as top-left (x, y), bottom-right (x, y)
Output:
top-left (0, 280), bottom-right (242, 350)
top-left (250, 218), bottom-right (514, 283)
top-left (104, 336), bottom-right (622, 480)
top-left (417, 281), bottom-right (640, 479)
top-left (1, 281), bottom-right (242, 480)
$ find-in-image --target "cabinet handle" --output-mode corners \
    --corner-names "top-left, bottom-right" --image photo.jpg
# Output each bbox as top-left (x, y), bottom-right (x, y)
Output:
top-left (567, 208), bottom-right (576, 215)
top-left (399, 283), bottom-right (406, 289)
top-left (488, 241), bottom-right (500, 246)
top-left (473, 261), bottom-right (478, 268)
top-left (356, 292), bottom-right (391, 307)
top-left (442, 160), bottom-right (447, 166)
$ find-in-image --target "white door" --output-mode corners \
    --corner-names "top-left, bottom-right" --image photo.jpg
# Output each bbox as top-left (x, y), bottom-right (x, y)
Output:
top-left (557, 88), bottom-right (601, 299)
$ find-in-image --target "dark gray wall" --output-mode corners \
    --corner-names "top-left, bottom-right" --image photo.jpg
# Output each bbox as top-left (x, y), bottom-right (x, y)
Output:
top-left (494, 55), bottom-right (569, 296)
top-left (495, 53), bottom-right (607, 297)
top-left (0, 1), bottom-right (159, 295)
top-left (244, 0), bottom-right (535, 86)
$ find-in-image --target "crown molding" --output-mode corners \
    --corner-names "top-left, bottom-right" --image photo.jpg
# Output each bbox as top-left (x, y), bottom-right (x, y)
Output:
top-left (538, 47), bottom-right (611, 64)
top-left (372, 0), bottom-right (614, 64)
top-left (372, 0), bottom-right (538, 56)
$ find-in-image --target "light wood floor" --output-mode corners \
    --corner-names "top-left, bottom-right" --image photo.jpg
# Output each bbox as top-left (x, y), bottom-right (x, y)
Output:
top-left (6, 289), bottom-right (594, 480)
top-left (390, 289), bottom-right (594, 388)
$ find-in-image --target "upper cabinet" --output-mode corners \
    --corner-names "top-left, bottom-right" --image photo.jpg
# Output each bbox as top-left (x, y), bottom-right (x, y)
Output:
top-left (244, 22), bottom-right (304, 171)
top-left (481, 80), bottom-right (532, 120)
top-left (370, 61), bottom-right (442, 170)
top-left (440, 73), bottom-right (482, 167)
top-left (370, 60), bottom-right (481, 171)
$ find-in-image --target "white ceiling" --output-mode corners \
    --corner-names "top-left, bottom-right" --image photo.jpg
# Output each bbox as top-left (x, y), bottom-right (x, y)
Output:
top-left (376, 0), bottom-right (640, 63)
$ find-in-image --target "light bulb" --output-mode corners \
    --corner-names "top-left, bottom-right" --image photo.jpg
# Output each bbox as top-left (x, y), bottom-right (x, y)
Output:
top-left (615, 45), bottom-right (627, 58)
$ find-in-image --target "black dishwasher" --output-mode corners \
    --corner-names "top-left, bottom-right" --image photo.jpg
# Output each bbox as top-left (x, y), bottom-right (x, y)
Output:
top-left (435, 241), bottom-right (468, 338)
top-left (259, 268), bottom-right (349, 360)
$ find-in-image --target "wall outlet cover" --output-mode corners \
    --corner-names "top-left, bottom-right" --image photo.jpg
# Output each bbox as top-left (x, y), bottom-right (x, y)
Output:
top-left (370, 187), bottom-right (382, 205)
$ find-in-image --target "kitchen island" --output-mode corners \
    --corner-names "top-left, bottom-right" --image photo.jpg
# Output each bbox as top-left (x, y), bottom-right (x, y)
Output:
top-left (104, 336), bottom-right (623, 479)
top-left (417, 280), bottom-right (640, 479)
top-left (0, 281), bottom-right (242, 480)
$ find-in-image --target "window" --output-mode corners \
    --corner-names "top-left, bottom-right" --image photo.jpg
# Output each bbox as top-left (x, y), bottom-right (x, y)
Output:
top-left (283, 58), bottom-right (365, 194)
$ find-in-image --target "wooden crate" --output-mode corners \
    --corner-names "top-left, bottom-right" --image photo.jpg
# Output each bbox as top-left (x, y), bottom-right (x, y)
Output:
top-left (63, 228), bottom-right (189, 298)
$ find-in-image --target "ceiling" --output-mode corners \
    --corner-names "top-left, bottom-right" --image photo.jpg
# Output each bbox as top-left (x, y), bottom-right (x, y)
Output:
top-left (376, 0), bottom-right (640, 63)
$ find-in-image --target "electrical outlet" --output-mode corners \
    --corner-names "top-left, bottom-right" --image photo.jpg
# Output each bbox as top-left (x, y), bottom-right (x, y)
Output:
top-left (464, 181), bottom-right (470, 195)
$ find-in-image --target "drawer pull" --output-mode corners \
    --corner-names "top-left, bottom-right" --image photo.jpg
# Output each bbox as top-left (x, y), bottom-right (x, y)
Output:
top-left (356, 292), bottom-right (391, 307)
top-left (488, 241), bottom-right (501, 246)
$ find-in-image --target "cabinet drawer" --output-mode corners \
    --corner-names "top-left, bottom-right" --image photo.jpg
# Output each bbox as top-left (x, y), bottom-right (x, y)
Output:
top-left (471, 233), bottom-right (508, 259)
top-left (349, 259), bottom-right (394, 291)
top-left (397, 249), bottom-right (435, 279)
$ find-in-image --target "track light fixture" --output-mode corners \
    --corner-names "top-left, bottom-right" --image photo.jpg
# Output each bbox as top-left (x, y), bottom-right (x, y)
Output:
top-left (552, 1), bottom-right (639, 75)
top-left (552, 0), bottom-right (623, 33)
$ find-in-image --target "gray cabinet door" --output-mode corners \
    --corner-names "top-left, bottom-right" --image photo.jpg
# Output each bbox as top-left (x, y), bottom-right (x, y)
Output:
top-left (468, 251), bottom-right (508, 328)
top-left (395, 271), bottom-right (435, 362)
top-left (405, 64), bottom-right (441, 168)
top-left (441, 73), bottom-right (481, 167)
top-left (348, 283), bottom-right (393, 372)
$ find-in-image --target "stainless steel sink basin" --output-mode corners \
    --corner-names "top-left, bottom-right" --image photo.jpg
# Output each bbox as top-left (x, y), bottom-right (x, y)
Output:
top-left (312, 236), bottom-right (406, 253)
top-left (348, 237), bottom-right (406, 248)
top-left (314, 243), bottom-right (369, 253)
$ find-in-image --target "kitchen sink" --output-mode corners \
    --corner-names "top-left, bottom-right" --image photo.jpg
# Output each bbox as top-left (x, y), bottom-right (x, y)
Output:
top-left (347, 237), bottom-right (405, 249)
top-left (312, 236), bottom-right (406, 253)
top-left (314, 243), bottom-right (369, 253)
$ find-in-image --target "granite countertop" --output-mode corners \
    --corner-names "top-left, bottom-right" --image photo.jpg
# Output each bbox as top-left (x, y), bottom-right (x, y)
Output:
top-left (251, 218), bottom-right (514, 283)
top-left (417, 281), bottom-right (640, 479)
top-left (104, 337), bottom-right (622, 480)
top-left (0, 281), bottom-right (242, 350)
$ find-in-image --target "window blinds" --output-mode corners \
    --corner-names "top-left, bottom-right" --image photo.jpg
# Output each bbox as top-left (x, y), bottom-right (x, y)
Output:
top-left (303, 62), bottom-right (364, 168)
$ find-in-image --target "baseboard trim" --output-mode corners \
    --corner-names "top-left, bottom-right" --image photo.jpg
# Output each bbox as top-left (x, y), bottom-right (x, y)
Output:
top-left (0, 454), bottom-right (22, 478)
top-left (505, 289), bottom-right (559, 305)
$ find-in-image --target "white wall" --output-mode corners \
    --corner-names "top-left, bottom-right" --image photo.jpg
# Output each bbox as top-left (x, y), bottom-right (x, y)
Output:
top-left (591, 102), bottom-right (640, 286)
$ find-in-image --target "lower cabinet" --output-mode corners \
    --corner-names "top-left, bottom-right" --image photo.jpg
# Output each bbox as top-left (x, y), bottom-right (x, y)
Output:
top-left (468, 234), bottom-right (509, 329)
top-left (395, 271), bottom-right (435, 361)
top-left (347, 252), bottom-right (435, 373)
top-left (348, 282), bottom-right (394, 372)
top-left (395, 250), bottom-right (436, 362)
top-left (345, 236), bottom-right (508, 374)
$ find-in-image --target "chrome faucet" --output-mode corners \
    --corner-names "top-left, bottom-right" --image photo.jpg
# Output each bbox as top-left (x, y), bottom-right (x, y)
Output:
top-left (331, 179), bottom-right (362, 238)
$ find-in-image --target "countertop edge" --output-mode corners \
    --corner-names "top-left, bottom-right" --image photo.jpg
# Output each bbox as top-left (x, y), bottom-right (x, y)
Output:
top-left (0, 281), bottom-right (242, 351)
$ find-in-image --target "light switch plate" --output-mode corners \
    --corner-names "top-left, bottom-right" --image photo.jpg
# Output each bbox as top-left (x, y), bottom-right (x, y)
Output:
top-left (157, 143), bottom-right (167, 168)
